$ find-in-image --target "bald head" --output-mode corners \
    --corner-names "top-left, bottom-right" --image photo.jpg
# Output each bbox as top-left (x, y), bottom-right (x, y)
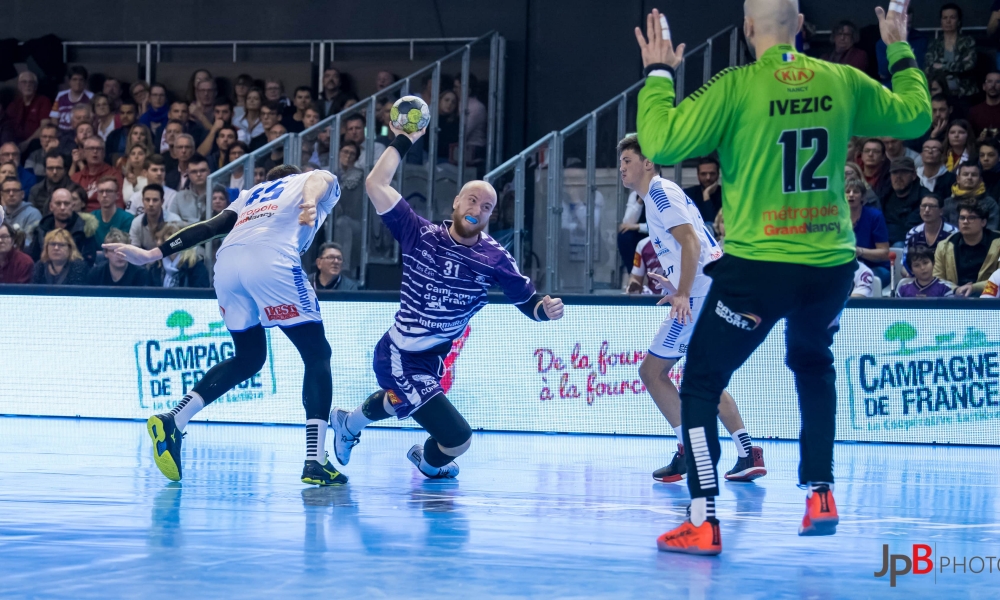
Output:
top-left (451, 180), bottom-right (497, 239)
top-left (744, 0), bottom-right (802, 52)
top-left (458, 180), bottom-right (497, 204)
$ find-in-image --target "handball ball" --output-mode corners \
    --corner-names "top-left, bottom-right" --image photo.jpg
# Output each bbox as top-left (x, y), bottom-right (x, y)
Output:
top-left (390, 96), bottom-right (431, 134)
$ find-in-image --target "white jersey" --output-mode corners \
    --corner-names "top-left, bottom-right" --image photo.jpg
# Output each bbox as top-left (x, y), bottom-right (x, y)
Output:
top-left (220, 171), bottom-right (340, 258)
top-left (852, 263), bottom-right (874, 297)
top-left (642, 176), bottom-right (722, 298)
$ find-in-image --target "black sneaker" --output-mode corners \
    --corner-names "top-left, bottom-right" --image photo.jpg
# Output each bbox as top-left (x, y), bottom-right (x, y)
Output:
top-left (302, 453), bottom-right (349, 486)
top-left (653, 443), bottom-right (686, 483)
top-left (724, 446), bottom-right (767, 482)
top-left (147, 413), bottom-right (184, 482)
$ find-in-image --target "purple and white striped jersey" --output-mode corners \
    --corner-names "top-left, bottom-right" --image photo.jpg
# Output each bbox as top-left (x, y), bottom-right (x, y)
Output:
top-left (380, 197), bottom-right (535, 352)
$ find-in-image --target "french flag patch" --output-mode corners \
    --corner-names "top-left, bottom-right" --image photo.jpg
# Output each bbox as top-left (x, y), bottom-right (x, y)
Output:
top-left (782, 53), bottom-right (796, 62)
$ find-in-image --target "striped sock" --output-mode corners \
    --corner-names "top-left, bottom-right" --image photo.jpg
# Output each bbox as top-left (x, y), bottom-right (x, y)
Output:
top-left (305, 419), bottom-right (327, 462)
top-left (731, 428), bottom-right (752, 458)
top-left (168, 392), bottom-right (204, 431)
top-left (688, 426), bottom-right (717, 492)
top-left (690, 496), bottom-right (716, 526)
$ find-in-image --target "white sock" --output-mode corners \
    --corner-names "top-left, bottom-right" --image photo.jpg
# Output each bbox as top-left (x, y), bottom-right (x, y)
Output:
top-left (168, 392), bottom-right (204, 430)
top-left (673, 425), bottom-right (684, 442)
top-left (690, 496), bottom-right (716, 526)
top-left (418, 454), bottom-right (441, 477)
top-left (345, 406), bottom-right (373, 436)
top-left (305, 419), bottom-right (327, 462)
top-left (731, 428), bottom-right (751, 458)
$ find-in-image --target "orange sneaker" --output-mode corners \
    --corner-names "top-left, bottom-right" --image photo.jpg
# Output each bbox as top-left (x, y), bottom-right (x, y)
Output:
top-left (798, 484), bottom-right (838, 536)
top-left (656, 518), bottom-right (722, 555)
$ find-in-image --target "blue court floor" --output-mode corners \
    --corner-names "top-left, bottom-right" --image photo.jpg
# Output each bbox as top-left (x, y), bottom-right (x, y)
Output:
top-left (1, 416), bottom-right (998, 599)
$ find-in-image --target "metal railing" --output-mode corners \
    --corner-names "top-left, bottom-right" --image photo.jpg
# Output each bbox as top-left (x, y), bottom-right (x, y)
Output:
top-left (205, 32), bottom-right (505, 286)
top-left (60, 37), bottom-right (481, 88)
top-left (485, 26), bottom-right (742, 294)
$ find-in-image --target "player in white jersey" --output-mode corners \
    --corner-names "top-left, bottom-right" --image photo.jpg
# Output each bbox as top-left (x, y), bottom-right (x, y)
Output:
top-left (327, 123), bottom-right (564, 480)
top-left (618, 135), bottom-right (766, 483)
top-left (104, 164), bottom-right (349, 487)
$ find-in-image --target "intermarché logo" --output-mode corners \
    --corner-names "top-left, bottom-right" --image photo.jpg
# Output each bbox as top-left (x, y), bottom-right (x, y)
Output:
top-left (874, 543), bottom-right (1000, 587)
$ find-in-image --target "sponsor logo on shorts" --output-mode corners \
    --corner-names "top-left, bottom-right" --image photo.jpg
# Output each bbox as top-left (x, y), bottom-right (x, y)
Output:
top-left (715, 301), bottom-right (760, 331)
top-left (264, 304), bottom-right (300, 321)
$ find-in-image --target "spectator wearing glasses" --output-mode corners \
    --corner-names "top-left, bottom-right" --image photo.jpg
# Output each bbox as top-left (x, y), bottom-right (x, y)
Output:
top-left (0, 222), bottom-right (34, 283)
top-left (897, 245), bottom-right (955, 297)
top-left (90, 176), bottom-right (133, 244)
top-left (942, 163), bottom-right (999, 230)
top-left (1, 176), bottom-right (41, 240)
top-left (31, 188), bottom-right (97, 264)
top-left (32, 227), bottom-right (88, 285)
top-left (903, 193), bottom-right (956, 275)
top-left (0, 142), bottom-right (38, 192)
top-left (821, 20), bottom-right (867, 71)
top-left (935, 200), bottom-right (1000, 297)
top-left (925, 4), bottom-right (979, 100)
top-left (71, 137), bottom-right (122, 211)
top-left (50, 66), bottom-right (94, 134)
top-left (86, 227), bottom-right (148, 286)
top-left (6, 71), bottom-right (52, 148)
top-left (310, 242), bottom-right (359, 291)
top-left (169, 154), bottom-right (210, 226)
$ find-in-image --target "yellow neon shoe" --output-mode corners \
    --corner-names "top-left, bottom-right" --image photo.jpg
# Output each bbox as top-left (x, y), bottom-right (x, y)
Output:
top-left (302, 454), bottom-right (349, 486)
top-left (147, 413), bottom-right (183, 482)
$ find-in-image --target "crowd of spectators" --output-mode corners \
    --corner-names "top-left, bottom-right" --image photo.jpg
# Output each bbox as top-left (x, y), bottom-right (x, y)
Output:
top-left (624, 1), bottom-right (1000, 300)
top-left (0, 57), bottom-right (490, 290)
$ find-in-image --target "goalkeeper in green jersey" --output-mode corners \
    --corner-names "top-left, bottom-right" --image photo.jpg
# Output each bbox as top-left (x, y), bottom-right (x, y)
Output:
top-left (635, 0), bottom-right (930, 555)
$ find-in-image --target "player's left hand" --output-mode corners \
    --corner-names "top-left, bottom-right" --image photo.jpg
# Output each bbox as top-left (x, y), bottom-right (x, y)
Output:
top-left (634, 9), bottom-right (685, 69)
top-left (541, 295), bottom-right (564, 320)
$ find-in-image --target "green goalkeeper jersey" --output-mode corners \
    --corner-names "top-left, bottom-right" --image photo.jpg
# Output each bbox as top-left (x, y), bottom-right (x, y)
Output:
top-left (637, 42), bottom-right (931, 267)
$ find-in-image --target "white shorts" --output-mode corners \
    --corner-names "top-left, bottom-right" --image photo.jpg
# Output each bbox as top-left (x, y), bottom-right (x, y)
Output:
top-left (648, 295), bottom-right (706, 360)
top-left (214, 244), bottom-right (322, 331)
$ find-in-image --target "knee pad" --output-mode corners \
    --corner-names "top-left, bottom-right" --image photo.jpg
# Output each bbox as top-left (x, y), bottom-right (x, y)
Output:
top-left (361, 390), bottom-right (393, 421)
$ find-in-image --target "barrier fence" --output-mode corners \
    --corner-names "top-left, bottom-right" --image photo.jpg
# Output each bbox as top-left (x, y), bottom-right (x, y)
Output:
top-left (485, 26), bottom-right (744, 294)
top-left (2, 288), bottom-right (1000, 446)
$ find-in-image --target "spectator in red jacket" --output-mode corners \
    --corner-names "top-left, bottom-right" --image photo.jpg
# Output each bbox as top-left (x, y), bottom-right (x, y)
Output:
top-left (71, 137), bottom-right (123, 211)
top-left (0, 222), bottom-right (34, 283)
top-left (6, 71), bottom-right (52, 148)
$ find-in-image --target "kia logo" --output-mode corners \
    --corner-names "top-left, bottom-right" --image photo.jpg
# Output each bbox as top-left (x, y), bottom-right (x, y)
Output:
top-left (774, 67), bottom-right (815, 84)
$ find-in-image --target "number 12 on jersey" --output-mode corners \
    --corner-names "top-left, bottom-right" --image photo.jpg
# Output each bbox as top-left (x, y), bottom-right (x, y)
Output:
top-left (778, 128), bottom-right (829, 194)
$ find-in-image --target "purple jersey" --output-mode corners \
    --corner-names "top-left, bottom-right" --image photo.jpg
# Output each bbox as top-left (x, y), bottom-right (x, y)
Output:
top-left (380, 198), bottom-right (535, 352)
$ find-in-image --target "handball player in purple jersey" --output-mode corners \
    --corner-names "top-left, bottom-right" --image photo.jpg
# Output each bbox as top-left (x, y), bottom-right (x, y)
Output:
top-left (329, 122), bottom-right (564, 479)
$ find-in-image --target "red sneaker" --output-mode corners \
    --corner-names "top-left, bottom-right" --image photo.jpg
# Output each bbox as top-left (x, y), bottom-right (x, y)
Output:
top-left (798, 484), bottom-right (838, 536)
top-left (653, 443), bottom-right (686, 483)
top-left (724, 446), bottom-right (767, 482)
top-left (656, 518), bottom-right (722, 555)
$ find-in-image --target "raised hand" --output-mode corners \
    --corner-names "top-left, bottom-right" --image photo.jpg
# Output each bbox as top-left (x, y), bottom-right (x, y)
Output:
top-left (634, 8), bottom-right (686, 69)
top-left (541, 295), bottom-right (564, 320)
top-left (389, 122), bottom-right (427, 143)
top-left (875, 0), bottom-right (910, 45)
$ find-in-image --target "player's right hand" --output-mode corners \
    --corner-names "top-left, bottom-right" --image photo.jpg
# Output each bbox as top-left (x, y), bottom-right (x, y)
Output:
top-left (298, 201), bottom-right (317, 227)
top-left (102, 243), bottom-right (162, 266)
top-left (634, 9), bottom-right (685, 69)
top-left (389, 122), bottom-right (427, 143)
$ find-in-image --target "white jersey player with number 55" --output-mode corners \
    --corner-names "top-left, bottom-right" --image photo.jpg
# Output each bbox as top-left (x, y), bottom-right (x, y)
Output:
top-left (104, 164), bottom-right (351, 488)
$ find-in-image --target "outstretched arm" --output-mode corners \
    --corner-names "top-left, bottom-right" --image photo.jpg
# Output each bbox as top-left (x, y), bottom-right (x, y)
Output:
top-left (103, 210), bottom-right (238, 265)
top-left (365, 124), bottom-right (425, 215)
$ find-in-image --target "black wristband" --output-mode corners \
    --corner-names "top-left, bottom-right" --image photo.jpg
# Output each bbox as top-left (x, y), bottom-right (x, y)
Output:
top-left (889, 57), bottom-right (918, 75)
top-left (643, 63), bottom-right (676, 79)
top-left (389, 135), bottom-right (413, 158)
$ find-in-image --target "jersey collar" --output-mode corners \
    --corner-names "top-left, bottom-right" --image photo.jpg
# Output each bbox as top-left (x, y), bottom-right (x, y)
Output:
top-left (760, 44), bottom-right (797, 63)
